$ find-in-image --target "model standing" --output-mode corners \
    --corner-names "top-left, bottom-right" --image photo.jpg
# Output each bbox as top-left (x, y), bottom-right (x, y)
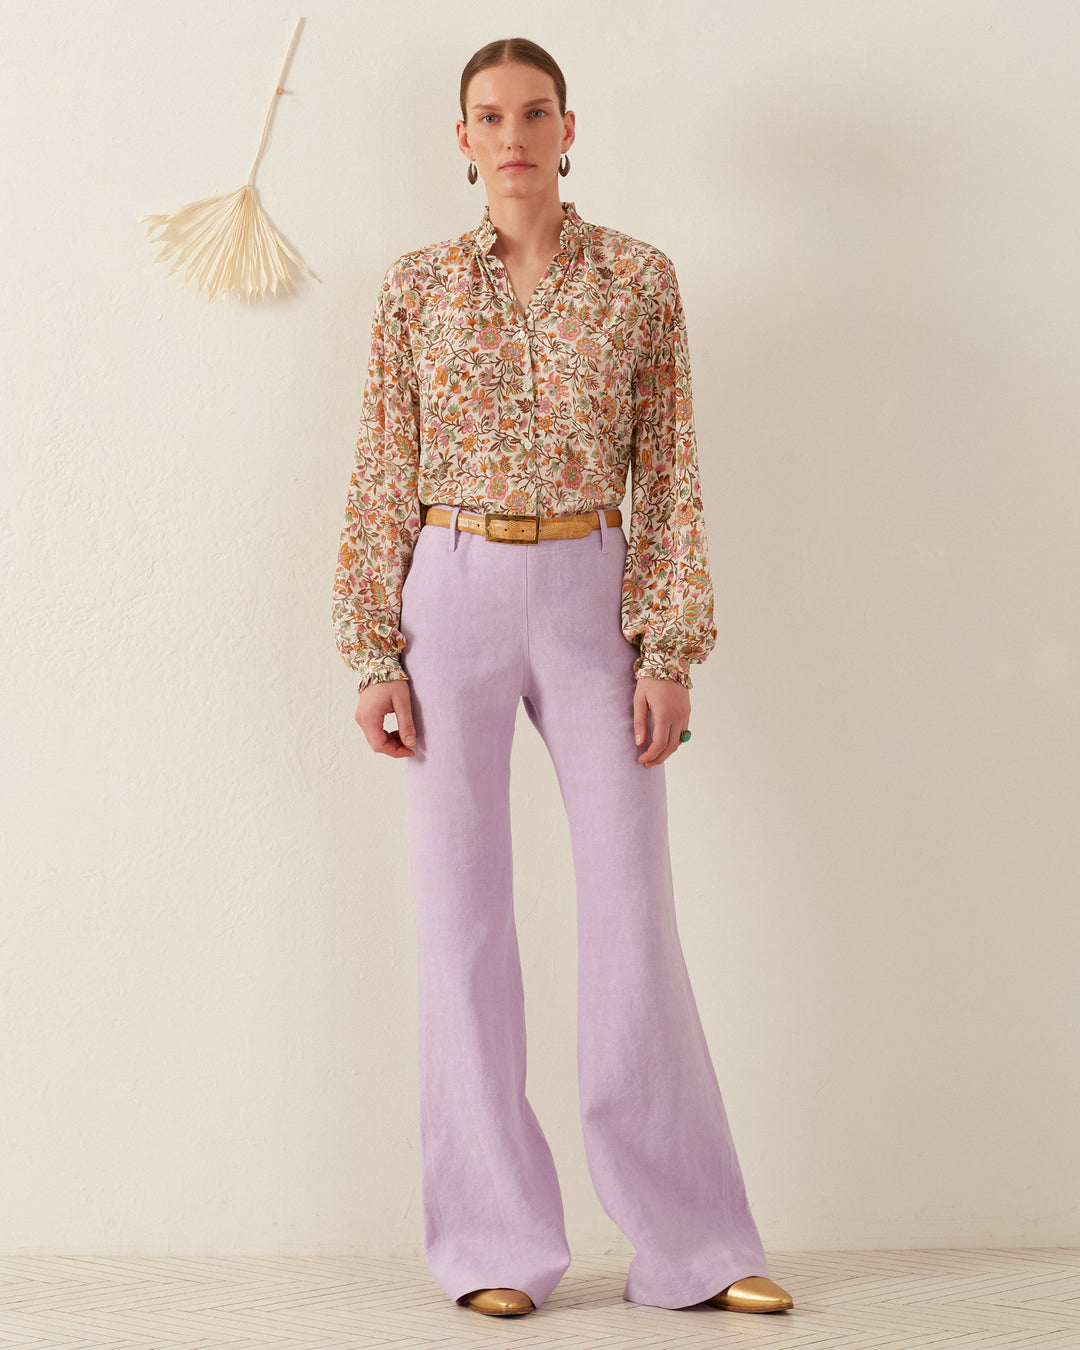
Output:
top-left (332, 37), bottom-right (793, 1320)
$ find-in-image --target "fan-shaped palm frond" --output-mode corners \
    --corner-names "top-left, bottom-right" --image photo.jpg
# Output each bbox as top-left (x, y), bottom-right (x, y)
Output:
top-left (138, 18), bottom-right (320, 302)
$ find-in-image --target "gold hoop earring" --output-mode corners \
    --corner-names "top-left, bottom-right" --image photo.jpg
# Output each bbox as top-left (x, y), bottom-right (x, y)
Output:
top-left (558, 153), bottom-right (571, 177)
top-left (467, 161), bottom-right (478, 184)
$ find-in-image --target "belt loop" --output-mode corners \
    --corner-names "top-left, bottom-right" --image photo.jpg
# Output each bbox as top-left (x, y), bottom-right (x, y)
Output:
top-left (596, 503), bottom-right (609, 553)
top-left (448, 506), bottom-right (462, 551)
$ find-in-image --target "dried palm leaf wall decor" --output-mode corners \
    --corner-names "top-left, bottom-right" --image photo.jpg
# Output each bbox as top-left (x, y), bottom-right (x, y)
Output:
top-left (138, 17), bottom-right (321, 302)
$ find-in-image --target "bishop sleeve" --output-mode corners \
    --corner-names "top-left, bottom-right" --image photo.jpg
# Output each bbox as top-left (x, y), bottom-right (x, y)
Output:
top-left (620, 255), bottom-right (719, 688)
top-left (331, 260), bottom-right (423, 692)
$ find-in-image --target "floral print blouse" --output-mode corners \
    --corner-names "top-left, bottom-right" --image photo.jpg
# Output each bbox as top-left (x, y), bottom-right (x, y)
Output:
top-left (332, 199), bottom-right (718, 692)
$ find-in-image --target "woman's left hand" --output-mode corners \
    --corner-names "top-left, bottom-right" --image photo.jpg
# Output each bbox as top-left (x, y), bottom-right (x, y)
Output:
top-left (633, 676), bottom-right (691, 767)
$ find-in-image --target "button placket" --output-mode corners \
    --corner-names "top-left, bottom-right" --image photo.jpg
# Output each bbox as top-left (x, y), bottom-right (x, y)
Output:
top-left (522, 323), bottom-right (537, 488)
top-left (478, 219), bottom-right (581, 516)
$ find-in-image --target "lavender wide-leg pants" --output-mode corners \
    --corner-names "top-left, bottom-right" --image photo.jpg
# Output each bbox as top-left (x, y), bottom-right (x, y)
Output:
top-left (398, 504), bottom-right (771, 1310)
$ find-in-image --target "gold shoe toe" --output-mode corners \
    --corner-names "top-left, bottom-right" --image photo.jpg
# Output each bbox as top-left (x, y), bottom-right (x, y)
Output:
top-left (708, 1275), bottom-right (794, 1312)
top-left (465, 1287), bottom-right (536, 1315)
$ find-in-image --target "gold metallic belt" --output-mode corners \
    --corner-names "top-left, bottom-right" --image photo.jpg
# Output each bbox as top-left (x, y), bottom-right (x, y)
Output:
top-left (422, 504), bottom-right (622, 544)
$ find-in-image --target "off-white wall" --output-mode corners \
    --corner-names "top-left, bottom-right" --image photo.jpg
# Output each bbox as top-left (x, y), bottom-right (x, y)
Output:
top-left (2, 0), bottom-right (1077, 1258)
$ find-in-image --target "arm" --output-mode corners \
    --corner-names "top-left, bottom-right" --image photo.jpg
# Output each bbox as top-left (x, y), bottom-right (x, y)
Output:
top-left (621, 254), bottom-right (718, 690)
top-left (332, 259), bottom-right (423, 692)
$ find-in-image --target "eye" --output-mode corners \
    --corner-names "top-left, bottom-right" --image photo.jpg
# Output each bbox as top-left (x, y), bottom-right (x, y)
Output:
top-left (479, 110), bottom-right (548, 124)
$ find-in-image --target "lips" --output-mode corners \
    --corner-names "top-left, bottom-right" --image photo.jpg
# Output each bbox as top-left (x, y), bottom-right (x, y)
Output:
top-left (501, 162), bottom-right (533, 169)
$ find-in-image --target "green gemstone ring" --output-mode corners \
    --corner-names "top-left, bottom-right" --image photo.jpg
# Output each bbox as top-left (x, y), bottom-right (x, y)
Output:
top-left (679, 729), bottom-right (692, 743)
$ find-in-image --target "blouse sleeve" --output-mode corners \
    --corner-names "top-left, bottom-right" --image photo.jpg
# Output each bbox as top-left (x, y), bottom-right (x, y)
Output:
top-left (620, 255), bottom-right (719, 689)
top-left (331, 259), bottom-right (424, 692)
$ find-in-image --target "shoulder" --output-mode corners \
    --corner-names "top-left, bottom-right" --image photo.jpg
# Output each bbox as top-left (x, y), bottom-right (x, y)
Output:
top-left (586, 221), bottom-right (683, 304)
top-left (590, 221), bottom-right (675, 268)
top-left (377, 225), bottom-right (479, 299)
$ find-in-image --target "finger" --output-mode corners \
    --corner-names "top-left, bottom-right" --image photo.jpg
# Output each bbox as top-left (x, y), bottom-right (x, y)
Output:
top-left (391, 686), bottom-right (417, 749)
top-left (359, 717), bottom-right (392, 755)
top-left (633, 683), bottom-right (649, 746)
top-left (658, 724), bottom-right (686, 767)
top-left (647, 725), bottom-right (681, 768)
top-left (360, 714), bottom-right (394, 756)
top-left (638, 711), bottom-right (671, 766)
top-left (357, 705), bottom-right (413, 758)
top-left (378, 718), bottom-right (416, 758)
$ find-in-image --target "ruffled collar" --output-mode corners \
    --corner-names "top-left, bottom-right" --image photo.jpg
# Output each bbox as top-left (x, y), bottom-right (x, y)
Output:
top-left (472, 199), bottom-right (588, 256)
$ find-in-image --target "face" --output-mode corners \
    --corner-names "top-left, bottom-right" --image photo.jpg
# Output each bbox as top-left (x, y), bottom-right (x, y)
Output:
top-left (457, 61), bottom-right (575, 201)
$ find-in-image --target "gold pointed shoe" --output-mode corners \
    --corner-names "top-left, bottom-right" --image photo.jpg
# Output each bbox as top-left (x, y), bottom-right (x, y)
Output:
top-left (708, 1275), bottom-right (794, 1312)
top-left (464, 1287), bottom-right (536, 1315)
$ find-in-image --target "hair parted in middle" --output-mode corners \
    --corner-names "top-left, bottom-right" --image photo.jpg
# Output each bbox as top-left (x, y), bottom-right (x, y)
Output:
top-left (459, 37), bottom-right (568, 122)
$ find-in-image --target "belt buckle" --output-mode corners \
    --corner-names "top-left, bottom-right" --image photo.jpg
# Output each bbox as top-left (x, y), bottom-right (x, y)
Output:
top-left (484, 510), bottom-right (541, 544)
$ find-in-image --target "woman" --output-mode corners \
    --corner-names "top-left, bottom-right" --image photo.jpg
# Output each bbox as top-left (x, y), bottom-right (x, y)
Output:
top-left (332, 37), bottom-right (794, 1320)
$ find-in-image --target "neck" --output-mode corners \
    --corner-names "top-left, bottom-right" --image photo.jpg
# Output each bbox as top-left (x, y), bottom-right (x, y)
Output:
top-left (486, 195), bottom-right (567, 262)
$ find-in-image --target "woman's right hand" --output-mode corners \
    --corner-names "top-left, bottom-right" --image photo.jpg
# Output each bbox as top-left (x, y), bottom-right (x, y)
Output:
top-left (354, 679), bottom-right (417, 758)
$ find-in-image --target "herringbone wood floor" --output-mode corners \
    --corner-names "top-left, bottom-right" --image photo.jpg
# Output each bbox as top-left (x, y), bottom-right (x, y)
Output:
top-left (0, 1248), bottom-right (1076, 1347)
